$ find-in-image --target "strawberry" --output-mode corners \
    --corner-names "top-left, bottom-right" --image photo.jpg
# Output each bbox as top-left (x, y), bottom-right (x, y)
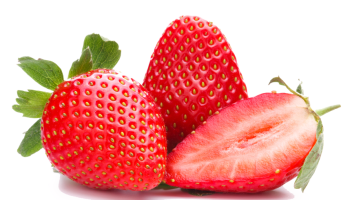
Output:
top-left (42, 69), bottom-right (167, 190)
top-left (143, 16), bottom-right (248, 151)
top-left (165, 77), bottom-right (340, 193)
top-left (14, 34), bottom-right (167, 191)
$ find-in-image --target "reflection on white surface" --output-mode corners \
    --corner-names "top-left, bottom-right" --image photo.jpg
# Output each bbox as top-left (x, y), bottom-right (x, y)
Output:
top-left (54, 174), bottom-right (308, 200)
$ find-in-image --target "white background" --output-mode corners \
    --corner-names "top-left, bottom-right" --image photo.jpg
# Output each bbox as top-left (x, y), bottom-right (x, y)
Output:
top-left (1, 0), bottom-right (349, 199)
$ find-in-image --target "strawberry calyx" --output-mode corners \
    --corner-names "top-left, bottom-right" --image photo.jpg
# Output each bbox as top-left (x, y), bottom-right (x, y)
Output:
top-left (12, 90), bottom-right (52, 118)
top-left (14, 34), bottom-right (121, 157)
top-left (315, 105), bottom-right (341, 117)
top-left (270, 76), bottom-right (340, 121)
top-left (152, 182), bottom-right (178, 190)
top-left (269, 76), bottom-right (340, 192)
top-left (17, 119), bottom-right (42, 157)
top-left (67, 47), bottom-right (93, 79)
top-left (180, 189), bottom-right (216, 196)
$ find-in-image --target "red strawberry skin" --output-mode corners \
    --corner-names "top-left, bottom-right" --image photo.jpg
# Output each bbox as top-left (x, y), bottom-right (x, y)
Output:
top-left (143, 16), bottom-right (248, 151)
top-left (41, 69), bottom-right (167, 191)
top-left (165, 93), bottom-right (317, 193)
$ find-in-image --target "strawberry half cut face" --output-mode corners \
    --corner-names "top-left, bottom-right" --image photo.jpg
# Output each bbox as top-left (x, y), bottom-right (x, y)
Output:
top-left (165, 93), bottom-right (317, 193)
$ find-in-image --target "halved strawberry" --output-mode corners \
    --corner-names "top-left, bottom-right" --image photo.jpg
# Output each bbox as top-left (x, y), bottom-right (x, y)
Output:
top-left (143, 16), bottom-right (248, 151)
top-left (165, 77), bottom-right (339, 193)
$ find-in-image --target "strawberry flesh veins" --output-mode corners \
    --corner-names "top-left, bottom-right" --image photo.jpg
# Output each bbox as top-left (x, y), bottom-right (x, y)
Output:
top-left (143, 16), bottom-right (248, 151)
top-left (165, 93), bottom-right (317, 193)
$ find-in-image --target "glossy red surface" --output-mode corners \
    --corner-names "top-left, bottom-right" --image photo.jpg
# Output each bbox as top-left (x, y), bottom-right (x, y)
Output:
top-left (41, 69), bottom-right (167, 191)
top-left (143, 16), bottom-right (248, 151)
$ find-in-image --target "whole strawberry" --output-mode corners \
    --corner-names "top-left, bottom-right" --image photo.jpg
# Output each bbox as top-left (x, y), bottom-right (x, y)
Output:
top-left (14, 34), bottom-right (167, 191)
top-left (143, 16), bottom-right (248, 151)
top-left (165, 77), bottom-right (340, 193)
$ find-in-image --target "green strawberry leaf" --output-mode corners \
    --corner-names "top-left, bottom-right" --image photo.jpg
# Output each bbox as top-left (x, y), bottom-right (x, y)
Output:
top-left (12, 90), bottom-right (51, 118)
top-left (68, 47), bottom-right (93, 78)
top-left (18, 57), bottom-right (64, 91)
top-left (83, 34), bottom-right (121, 70)
top-left (17, 119), bottom-right (42, 157)
top-left (296, 81), bottom-right (304, 95)
top-left (294, 120), bottom-right (324, 192)
top-left (181, 189), bottom-right (215, 196)
top-left (152, 182), bottom-right (178, 190)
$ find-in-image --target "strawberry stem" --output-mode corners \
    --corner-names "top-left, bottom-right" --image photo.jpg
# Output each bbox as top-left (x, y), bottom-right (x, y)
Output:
top-left (315, 105), bottom-right (341, 116)
top-left (269, 77), bottom-right (310, 106)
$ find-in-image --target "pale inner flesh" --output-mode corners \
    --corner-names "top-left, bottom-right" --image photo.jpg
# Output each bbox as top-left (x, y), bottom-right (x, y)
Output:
top-left (169, 95), bottom-right (317, 181)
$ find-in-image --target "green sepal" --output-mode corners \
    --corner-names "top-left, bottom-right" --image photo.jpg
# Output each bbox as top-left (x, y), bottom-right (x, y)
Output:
top-left (17, 119), bottom-right (43, 157)
top-left (269, 76), bottom-right (340, 192)
top-left (12, 90), bottom-right (52, 118)
top-left (181, 189), bottom-right (215, 196)
top-left (269, 76), bottom-right (311, 110)
top-left (269, 77), bottom-right (307, 100)
top-left (52, 165), bottom-right (59, 173)
top-left (315, 105), bottom-right (341, 117)
top-left (83, 34), bottom-right (121, 70)
top-left (296, 81), bottom-right (304, 95)
top-left (294, 120), bottom-right (324, 192)
top-left (152, 182), bottom-right (178, 190)
top-left (68, 47), bottom-right (93, 78)
top-left (17, 57), bottom-right (64, 91)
